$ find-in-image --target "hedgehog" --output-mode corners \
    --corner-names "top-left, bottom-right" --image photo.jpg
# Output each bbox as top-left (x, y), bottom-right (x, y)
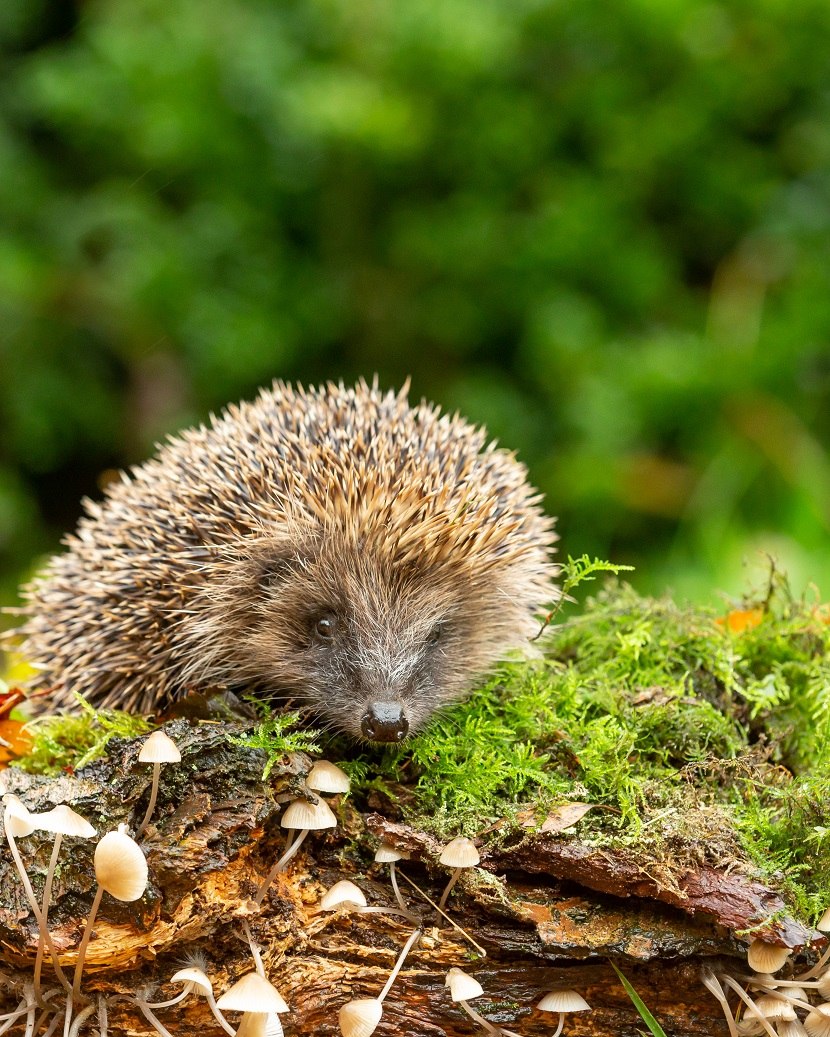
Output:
top-left (17, 381), bottom-right (558, 742)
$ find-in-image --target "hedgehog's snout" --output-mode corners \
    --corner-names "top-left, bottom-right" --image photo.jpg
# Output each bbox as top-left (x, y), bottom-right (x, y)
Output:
top-left (361, 701), bottom-right (410, 743)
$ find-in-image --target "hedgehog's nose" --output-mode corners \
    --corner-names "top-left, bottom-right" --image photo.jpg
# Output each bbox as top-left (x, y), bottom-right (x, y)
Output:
top-left (361, 703), bottom-right (409, 742)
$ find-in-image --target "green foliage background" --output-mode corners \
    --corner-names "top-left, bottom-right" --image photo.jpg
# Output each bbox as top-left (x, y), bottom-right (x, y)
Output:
top-left (1, 0), bottom-right (830, 602)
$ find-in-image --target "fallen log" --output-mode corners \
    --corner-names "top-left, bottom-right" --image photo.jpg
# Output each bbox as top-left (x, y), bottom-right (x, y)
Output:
top-left (0, 716), bottom-right (819, 1037)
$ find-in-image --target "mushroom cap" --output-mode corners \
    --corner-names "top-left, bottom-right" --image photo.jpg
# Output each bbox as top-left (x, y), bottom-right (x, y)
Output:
top-left (138, 730), bottom-right (182, 764)
top-left (778, 1021), bottom-right (810, 1037)
top-left (37, 805), bottom-right (96, 839)
top-left (281, 796), bottom-right (337, 831)
top-left (2, 795), bottom-right (36, 838)
top-left (754, 994), bottom-right (797, 1021)
top-left (320, 880), bottom-right (368, 911)
top-left (747, 939), bottom-right (791, 974)
top-left (537, 989), bottom-right (591, 1013)
top-left (805, 1004), bottom-right (830, 1037)
top-left (818, 907), bottom-right (830, 933)
top-left (374, 843), bottom-right (410, 864)
top-left (306, 760), bottom-right (350, 794)
top-left (439, 836), bottom-right (480, 868)
top-left (169, 967), bottom-right (213, 995)
top-left (94, 825), bottom-right (148, 901)
top-left (445, 968), bottom-right (484, 1002)
top-left (338, 998), bottom-right (383, 1037)
top-left (216, 972), bottom-right (289, 1014)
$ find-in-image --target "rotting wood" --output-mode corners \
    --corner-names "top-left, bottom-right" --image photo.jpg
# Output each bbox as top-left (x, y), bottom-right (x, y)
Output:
top-left (0, 720), bottom-right (820, 1036)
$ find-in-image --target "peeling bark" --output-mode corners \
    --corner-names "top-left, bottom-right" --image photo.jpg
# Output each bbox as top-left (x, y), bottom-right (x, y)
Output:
top-left (0, 721), bottom-right (819, 1036)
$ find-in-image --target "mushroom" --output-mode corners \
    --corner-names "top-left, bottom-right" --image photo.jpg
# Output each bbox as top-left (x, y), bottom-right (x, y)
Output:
top-left (136, 730), bottom-right (181, 837)
top-left (31, 805), bottom-right (96, 1003)
top-left (306, 760), bottom-right (350, 794)
top-left (778, 1021), bottom-right (809, 1037)
top-left (445, 967), bottom-right (521, 1036)
top-left (806, 1005), bottom-right (830, 1037)
top-left (437, 836), bottom-right (480, 911)
top-left (318, 879), bottom-right (418, 924)
top-left (338, 998), bottom-right (383, 1037)
top-left (537, 989), bottom-right (592, 1037)
top-left (753, 994), bottom-right (797, 1023)
top-left (2, 796), bottom-right (71, 995)
top-left (215, 971), bottom-right (289, 1037)
top-left (254, 795), bottom-right (337, 906)
top-left (72, 824), bottom-right (148, 1003)
top-left (747, 940), bottom-right (791, 975)
top-left (139, 966), bottom-right (235, 1036)
top-left (374, 843), bottom-right (410, 912)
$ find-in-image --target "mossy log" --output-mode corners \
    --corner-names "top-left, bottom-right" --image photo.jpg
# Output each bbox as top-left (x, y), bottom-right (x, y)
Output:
top-left (0, 718), bottom-right (818, 1037)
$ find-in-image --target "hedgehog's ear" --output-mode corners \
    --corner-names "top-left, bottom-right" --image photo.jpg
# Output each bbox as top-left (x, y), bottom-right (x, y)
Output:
top-left (257, 553), bottom-right (294, 590)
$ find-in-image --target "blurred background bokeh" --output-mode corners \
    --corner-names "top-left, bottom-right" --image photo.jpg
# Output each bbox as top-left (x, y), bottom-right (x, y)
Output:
top-left (2, 0), bottom-right (830, 609)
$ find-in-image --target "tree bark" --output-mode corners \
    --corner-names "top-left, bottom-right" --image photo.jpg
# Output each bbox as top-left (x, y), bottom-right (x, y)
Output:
top-left (0, 718), bottom-right (818, 1036)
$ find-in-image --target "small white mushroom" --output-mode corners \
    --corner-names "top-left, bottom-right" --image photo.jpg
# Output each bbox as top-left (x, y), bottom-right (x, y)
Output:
top-left (31, 805), bottom-right (96, 1002)
top-left (2, 796), bottom-right (72, 995)
top-left (445, 967), bottom-right (513, 1035)
top-left (537, 988), bottom-right (592, 1037)
top-left (320, 880), bottom-right (368, 911)
top-left (338, 998), bottom-right (383, 1037)
top-left (374, 842), bottom-right (410, 912)
top-left (254, 796), bottom-right (337, 906)
top-left (306, 760), bottom-right (350, 794)
top-left (806, 1005), bottom-right (830, 1037)
top-left (136, 730), bottom-right (182, 837)
top-left (216, 972), bottom-right (289, 1037)
top-left (747, 939), bottom-right (791, 975)
top-left (437, 836), bottom-right (480, 911)
top-left (72, 825), bottom-right (148, 1003)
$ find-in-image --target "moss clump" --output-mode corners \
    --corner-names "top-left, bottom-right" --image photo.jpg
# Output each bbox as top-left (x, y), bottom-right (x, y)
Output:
top-left (15, 694), bottom-right (151, 776)
top-left (340, 563), bottom-right (830, 924)
top-left (232, 706), bottom-right (321, 777)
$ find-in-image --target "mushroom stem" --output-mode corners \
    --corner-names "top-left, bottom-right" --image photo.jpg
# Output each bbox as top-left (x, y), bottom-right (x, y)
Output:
top-left (717, 975), bottom-right (778, 1037)
top-left (205, 993), bottom-right (236, 1037)
top-left (437, 867), bottom-right (462, 912)
top-left (68, 1003), bottom-right (96, 1037)
top-left (98, 995), bottom-right (108, 1037)
top-left (135, 1000), bottom-right (176, 1037)
top-left (4, 825), bottom-right (71, 993)
top-left (254, 828), bottom-right (310, 906)
top-left (34, 833), bottom-right (64, 1003)
top-left (71, 884), bottom-right (104, 1003)
top-left (141, 990), bottom-right (191, 1010)
top-left (137, 762), bottom-right (162, 838)
top-left (397, 870), bottom-right (487, 957)
top-left (457, 1000), bottom-right (501, 1035)
top-left (549, 1016), bottom-right (565, 1037)
top-left (241, 921), bottom-right (266, 977)
top-left (796, 944), bottom-right (830, 980)
top-left (377, 929), bottom-right (422, 1003)
top-left (389, 862), bottom-right (407, 913)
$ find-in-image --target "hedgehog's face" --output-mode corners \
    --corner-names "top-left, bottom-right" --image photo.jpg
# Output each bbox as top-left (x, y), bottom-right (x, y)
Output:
top-left (213, 532), bottom-right (541, 743)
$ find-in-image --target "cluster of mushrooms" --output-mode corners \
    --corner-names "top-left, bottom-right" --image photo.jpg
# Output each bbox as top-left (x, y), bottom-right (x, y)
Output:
top-left (703, 924), bottom-right (830, 1037)
top-left (0, 727), bottom-right (595, 1035)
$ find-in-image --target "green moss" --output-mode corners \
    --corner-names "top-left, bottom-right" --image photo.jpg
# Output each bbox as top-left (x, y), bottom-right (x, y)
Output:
top-left (233, 705), bottom-right (321, 778)
top-left (14, 694), bottom-right (151, 776)
top-left (338, 560), bottom-right (830, 922)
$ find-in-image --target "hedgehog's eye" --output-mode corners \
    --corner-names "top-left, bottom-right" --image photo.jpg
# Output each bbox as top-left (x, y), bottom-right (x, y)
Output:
top-left (312, 613), bottom-right (338, 640)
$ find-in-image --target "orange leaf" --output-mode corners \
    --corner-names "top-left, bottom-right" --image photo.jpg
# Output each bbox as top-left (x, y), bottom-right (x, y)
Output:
top-left (0, 719), bottom-right (33, 768)
top-left (716, 608), bottom-right (764, 634)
